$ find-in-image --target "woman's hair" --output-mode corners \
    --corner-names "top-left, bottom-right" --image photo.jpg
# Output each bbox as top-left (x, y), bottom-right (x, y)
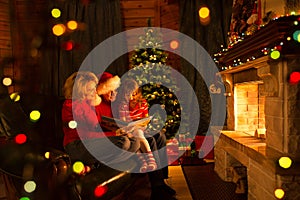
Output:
top-left (63, 71), bottom-right (98, 100)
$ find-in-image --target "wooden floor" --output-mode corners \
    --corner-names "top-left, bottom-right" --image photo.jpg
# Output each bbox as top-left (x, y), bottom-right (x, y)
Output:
top-left (166, 165), bottom-right (193, 200)
top-left (0, 165), bottom-right (193, 200)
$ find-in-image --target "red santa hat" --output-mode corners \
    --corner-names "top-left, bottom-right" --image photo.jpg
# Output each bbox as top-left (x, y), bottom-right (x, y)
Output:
top-left (96, 72), bottom-right (121, 95)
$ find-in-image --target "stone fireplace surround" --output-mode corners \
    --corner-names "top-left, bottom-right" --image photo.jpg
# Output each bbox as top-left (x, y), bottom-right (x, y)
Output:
top-left (213, 16), bottom-right (300, 200)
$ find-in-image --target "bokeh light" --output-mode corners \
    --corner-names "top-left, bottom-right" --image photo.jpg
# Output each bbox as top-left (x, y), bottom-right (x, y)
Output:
top-left (292, 30), bottom-right (300, 42)
top-left (19, 197), bottom-right (30, 200)
top-left (199, 7), bottom-right (210, 19)
top-left (24, 181), bottom-right (36, 193)
top-left (278, 156), bottom-right (292, 169)
top-left (52, 24), bottom-right (66, 36)
top-left (270, 50), bottom-right (280, 59)
top-left (274, 188), bottom-right (285, 199)
top-left (73, 161), bottom-right (84, 174)
top-left (44, 152), bottom-right (50, 159)
top-left (30, 48), bottom-right (39, 58)
top-left (67, 20), bottom-right (78, 30)
top-left (2, 77), bottom-right (12, 86)
top-left (51, 8), bottom-right (61, 18)
top-left (68, 120), bottom-right (77, 129)
top-left (94, 185), bottom-right (108, 197)
top-left (289, 71), bottom-right (300, 84)
top-left (10, 92), bottom-right (20, 102)
top-left (62, 41), bottom-right (74, 51)
top-left (30, 110), bottom-right (41, 122)
top-left (170, 40), bottom-right (179, 50)
top-left (15, 134), bottom-right (27, 144)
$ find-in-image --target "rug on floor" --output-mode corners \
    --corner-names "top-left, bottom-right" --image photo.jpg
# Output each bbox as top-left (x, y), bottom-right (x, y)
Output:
top-left (182, 163), bottom-right (247, 200)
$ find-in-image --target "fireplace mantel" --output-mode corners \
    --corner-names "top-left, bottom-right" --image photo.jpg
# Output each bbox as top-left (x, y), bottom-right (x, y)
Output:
top-left (219, 15), bottom-right (300, 68)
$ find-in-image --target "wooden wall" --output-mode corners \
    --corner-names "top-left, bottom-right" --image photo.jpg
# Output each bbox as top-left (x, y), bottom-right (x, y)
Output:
top-left (9, 0), bottom-right (49, 93)
top-left (0, 0), bottom-right (13, 93)
top-left (120, 0), bottom-right (181, 70)
top-left (0, 0), bottom-right (181, 95)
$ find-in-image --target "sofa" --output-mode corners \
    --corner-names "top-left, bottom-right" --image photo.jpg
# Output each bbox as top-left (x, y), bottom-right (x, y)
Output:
top-left (0, 94), bottom-right (146, 200)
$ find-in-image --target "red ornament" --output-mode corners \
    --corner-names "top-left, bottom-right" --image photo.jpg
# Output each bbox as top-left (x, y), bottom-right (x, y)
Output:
top-left (289, 72), bottom-right (300, 84)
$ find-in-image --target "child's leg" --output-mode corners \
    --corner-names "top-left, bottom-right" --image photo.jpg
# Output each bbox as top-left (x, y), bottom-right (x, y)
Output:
top-left (136, 150), bottom-right (148, 173)
top-left (133, 129), bottom-right (157, 171)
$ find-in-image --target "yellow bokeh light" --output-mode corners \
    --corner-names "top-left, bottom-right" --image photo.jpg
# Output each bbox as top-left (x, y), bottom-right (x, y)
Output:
top-left (10, 92), bottom-right (20, 102)
top-left (199, 7), bottom-right (210, 19)
top-left (287, 36), bottom-right (291, 41)
top-left (24, 181), bottom-right (36, 193)
top-left (69, 120), bottom-right (77, 129)
top-left (51, 8), bottom-right (61, 18)
top-left (278, 156), bottom-right (292, 169)
top-left (30, 110), bottom-right (41, 122)
top-left (73, 161), bottom-right (84, 174)
top-left (44, 152), bottom-right (50, 159)
top-left (274, 188), bottom-right (285, 199)
top-left (270, 50), bottom-right (280, 59)
top-left (67, 20), bottom-right (78, 30)
top-left (52, 24), bottom-right (66, 36)
top-left (3, 77), bottom-right (12, 86)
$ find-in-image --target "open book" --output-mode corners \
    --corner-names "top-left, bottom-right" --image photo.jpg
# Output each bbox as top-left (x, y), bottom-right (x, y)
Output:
top-left (100, 115), bottom-right (153, 132)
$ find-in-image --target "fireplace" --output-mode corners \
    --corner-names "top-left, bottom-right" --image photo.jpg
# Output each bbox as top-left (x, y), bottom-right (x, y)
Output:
top-left (234, 82), bottom-right (266, 137)
top-left (213, 16), bottom-right (300, 200)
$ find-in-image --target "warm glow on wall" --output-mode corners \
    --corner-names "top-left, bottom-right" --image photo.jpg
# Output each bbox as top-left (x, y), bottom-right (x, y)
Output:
top-left (52, 24), bottom-right (66, 36)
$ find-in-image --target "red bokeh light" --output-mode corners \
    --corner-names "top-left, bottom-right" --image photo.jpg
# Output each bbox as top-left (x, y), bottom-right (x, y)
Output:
top-left (289, 72), bottom-right (300, 84)
top-left (15, 134), bottom-right (27, 144)
top-left (62, 41), bottom-right (74, 51)
top-left (94, 185), bottom-right (108, 197)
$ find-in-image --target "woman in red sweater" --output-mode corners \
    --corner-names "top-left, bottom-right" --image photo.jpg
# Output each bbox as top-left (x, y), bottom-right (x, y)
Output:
top-left (61, 71), bottom-right (140, 168)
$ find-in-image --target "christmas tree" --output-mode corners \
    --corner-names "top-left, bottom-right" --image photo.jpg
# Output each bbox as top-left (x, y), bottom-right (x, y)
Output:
top-left (127, 27), bottom-right (184, 139)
